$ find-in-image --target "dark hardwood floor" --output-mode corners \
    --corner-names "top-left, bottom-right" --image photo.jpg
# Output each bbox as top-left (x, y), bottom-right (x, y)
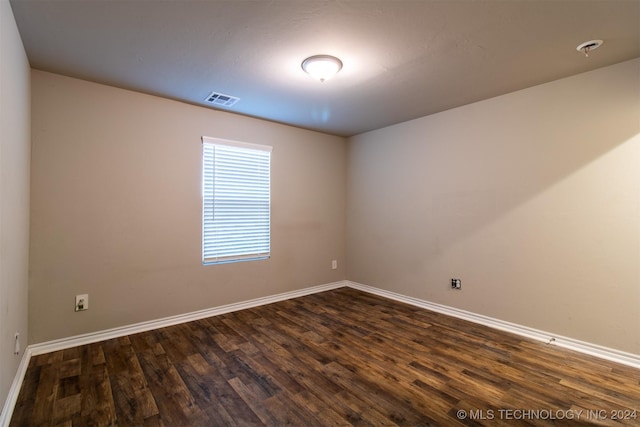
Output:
top-left (9, 288), bottom-right (640, 426)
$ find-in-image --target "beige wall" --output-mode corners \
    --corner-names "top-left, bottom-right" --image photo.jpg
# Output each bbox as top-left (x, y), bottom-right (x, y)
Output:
top-left (0, 0), bottom-right (31, 412)
top-left (30, 70), bottom-right (346, 343)
top-left (20, 40), bottom-right (640, 360)
top-left (347, 59), bottom-right (640, 355)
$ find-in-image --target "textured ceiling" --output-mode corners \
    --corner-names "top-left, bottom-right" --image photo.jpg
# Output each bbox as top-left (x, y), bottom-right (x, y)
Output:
top-left (10, 0), bottom-right (640, 137)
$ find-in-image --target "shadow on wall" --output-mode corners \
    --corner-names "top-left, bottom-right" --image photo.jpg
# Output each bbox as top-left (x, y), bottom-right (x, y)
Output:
top-left (350, 59), bottom-right (638, 260)
top-left (345, 59), bottom-right (640, 353)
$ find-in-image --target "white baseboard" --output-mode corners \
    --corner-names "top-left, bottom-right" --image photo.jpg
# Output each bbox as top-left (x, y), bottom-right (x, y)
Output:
top-left (0, 348), bottom-right (32, 427)
top-left (346, 280), bottom-right (640, 370)
top-left (30, 280), bottom-right (348, 356)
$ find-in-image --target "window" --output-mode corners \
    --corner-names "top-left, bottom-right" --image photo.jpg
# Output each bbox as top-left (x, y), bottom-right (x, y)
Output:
top-left (202, 136), bottom-right (272, 265)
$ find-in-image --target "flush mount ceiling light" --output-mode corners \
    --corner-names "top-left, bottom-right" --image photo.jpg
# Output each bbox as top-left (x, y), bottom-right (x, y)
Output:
top-left (301, 55), bottom-right (343, 82)
top-left (576, 39), bottom-right (603, 57)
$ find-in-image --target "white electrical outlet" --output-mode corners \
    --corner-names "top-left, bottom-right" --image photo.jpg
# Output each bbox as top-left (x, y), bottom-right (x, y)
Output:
top-left (14, 332), bottom-right (20, 355)
top-left (75, 294), bottom-right (89, 311)
top-left (331, 260), bottom-right (338, 270)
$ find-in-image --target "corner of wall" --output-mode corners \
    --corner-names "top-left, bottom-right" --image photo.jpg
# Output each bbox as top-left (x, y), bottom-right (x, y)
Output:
top-left (0, 0), bottom-right (31, 418)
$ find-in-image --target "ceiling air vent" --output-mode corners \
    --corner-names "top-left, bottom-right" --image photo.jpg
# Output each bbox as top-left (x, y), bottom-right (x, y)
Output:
top-left (204, 91), bottom-right (240, 107)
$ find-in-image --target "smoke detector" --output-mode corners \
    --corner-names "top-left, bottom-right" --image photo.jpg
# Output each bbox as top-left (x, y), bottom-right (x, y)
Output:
top-left (576, 40), bottom-right (603, 57)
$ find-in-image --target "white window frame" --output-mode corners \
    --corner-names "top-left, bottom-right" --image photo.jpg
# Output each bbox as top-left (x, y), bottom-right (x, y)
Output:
top-left (202, 136), bottom-right (272, 265)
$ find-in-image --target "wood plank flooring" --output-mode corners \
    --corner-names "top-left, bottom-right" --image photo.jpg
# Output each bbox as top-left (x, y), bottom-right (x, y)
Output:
top-left (9, 288), bottom-right (640, 426)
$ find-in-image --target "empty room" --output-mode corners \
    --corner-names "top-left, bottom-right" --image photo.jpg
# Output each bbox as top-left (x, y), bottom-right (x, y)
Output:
top-left (1, 0), bottom-right (639, 425)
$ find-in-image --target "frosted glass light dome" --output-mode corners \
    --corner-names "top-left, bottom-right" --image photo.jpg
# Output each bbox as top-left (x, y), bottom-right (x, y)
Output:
top-left (301, 55), bottom-right (343, 82)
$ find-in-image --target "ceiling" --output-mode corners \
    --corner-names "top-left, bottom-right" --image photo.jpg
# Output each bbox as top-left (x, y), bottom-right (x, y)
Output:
top-left (10, 0), bottom-right (640, 137)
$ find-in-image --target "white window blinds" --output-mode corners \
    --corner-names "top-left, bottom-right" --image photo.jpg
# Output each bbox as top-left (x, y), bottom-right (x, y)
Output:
top-left (202, 137), bottom-right (272, 265)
